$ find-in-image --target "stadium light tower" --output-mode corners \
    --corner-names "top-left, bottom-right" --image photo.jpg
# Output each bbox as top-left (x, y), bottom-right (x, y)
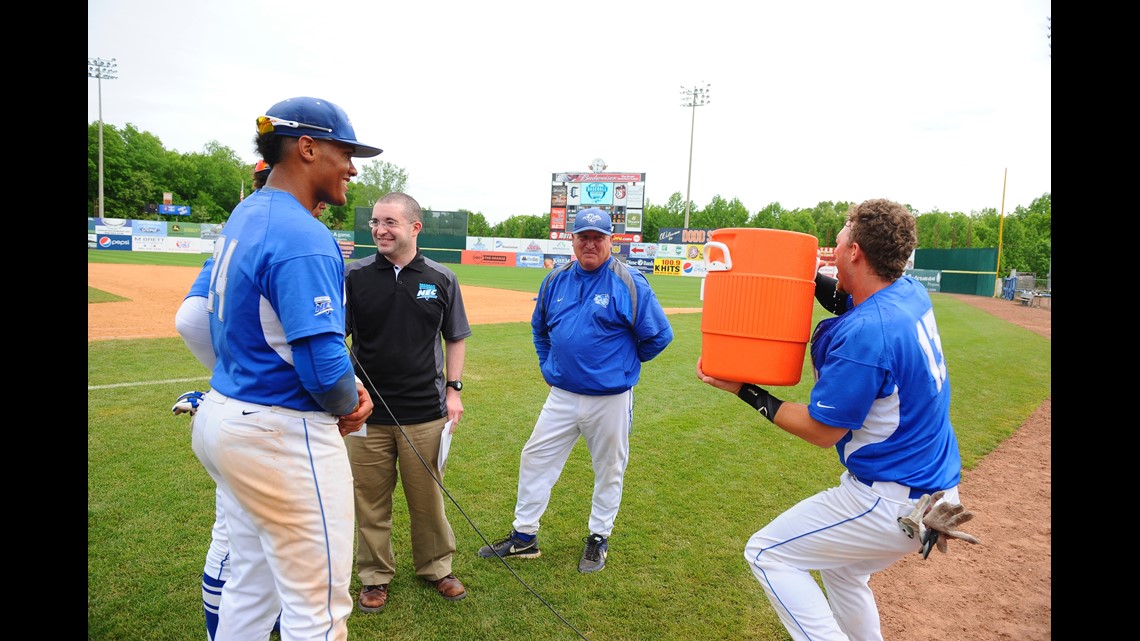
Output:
top-left (679, 82), bottom-right (711, 229)
top-left (88, 57), bottom-right (118, 219)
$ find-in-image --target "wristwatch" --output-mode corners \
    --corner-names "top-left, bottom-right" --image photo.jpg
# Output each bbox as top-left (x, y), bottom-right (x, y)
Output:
top-left (446, 380), bottom-right (463, 392)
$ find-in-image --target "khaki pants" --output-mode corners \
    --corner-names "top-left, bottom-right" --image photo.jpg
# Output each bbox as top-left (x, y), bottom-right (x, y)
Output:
top-left (346, 417), bottom-right (457, 584)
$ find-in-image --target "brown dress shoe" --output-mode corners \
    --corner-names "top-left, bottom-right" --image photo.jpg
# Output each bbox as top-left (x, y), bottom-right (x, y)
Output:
top-left (431, 574), bottom-right (467, 601)
top-left (358, 584), bottom-right (389, 612)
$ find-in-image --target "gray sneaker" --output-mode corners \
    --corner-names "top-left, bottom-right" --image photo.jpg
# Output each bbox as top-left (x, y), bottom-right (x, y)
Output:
top-left (478, 531), bottom-right (541, 559)
top-left (578, 534), bottom-right (608, 573)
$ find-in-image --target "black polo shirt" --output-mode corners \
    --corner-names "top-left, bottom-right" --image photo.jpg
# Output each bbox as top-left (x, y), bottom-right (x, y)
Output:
top-left (345, 251), bottom-right (471, 425)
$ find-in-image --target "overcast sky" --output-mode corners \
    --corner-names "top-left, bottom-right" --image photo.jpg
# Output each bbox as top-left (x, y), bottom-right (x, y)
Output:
top-left (88, 0), bottom-right (1051, 225)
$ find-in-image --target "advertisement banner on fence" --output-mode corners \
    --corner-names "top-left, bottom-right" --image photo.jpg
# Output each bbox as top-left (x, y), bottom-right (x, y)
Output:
top-left (544, 254), bottom-right (573, 269)
top-left (681, 261), bottom-right (708, 277)
top-left (493, 238), bottom-right (526, 252)
top-left (132, 235), bottom-right (200, 253)
top-left (629, 242), bottom-right (657, 259)
top-left (200, 223), bottom-right (225, 240)
top-left (654, 258), bottom-right (683, 276)
top-left (905, 269), bottom-right (942, 292)
top-left (96, 234), bottom-right (133, 251)
top-left (548, 239), bottom-right (573, 255)
top-left (517, 252), bottom-right (545, 268)
top-left (132, 221), bottom-right (167, 237)
top-left (657, 228), bottom-right (716, 244)
top-left (626, 256), bottom-right (655, 274)
top-left (332, 230), bottom-right (354, 260)
top-left (131, 235), bottom-right (167, 252)
top-left (169, 222), bottom-right (201, 238)
top-left (167, 237), bottom-right (201, 253)
top-left (462, 250), bottom-right (515, 266)
top-left (96, 218), bottom-right (132, 235)
top-left (522, 239), bottom-right (549, 254)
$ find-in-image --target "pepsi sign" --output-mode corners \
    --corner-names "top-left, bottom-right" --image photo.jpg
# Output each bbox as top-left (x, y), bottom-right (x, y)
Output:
top-left (97, 235), bottom-right (132, 251)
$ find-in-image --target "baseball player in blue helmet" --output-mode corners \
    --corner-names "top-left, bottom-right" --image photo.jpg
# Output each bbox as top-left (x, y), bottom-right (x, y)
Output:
top-left (696, 198), bottom-right (978, 640)
top-left (186, 96), bottom-right (377, 641)
top-left (172, 163), bottom-right (329, 640)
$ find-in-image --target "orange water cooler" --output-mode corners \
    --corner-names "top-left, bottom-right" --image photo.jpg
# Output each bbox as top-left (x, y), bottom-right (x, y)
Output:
top-left (700, 228), bottom-right (818, 386)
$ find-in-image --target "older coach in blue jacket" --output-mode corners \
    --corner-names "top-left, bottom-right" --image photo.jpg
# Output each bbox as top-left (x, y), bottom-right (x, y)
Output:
top-left (478, 208), bottom-right (674, 573)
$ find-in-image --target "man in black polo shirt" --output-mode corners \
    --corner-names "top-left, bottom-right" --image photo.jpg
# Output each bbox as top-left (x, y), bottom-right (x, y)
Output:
top-left (344, 192), bottom-right (472, 611)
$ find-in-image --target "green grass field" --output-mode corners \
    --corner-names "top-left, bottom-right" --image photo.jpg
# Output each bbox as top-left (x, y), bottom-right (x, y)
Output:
top-left (88, 251), bottom-right (1051, 641)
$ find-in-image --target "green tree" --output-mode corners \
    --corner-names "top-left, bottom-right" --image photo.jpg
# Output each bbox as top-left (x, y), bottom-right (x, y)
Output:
top-left (87, 121), bottom-right (409, 228)
top-left (749, 202), bottom-right (787, 229)
top-left (780, 209), bottom-right (818, 236)
top-left (465, 211), bottom-right (492, 236)
top-left (640, 197), bottom-right (664, 243)
top-left (88, 122), bottom-right (130, 218)
top-left (997, 193), bottom-right (1051, 279)
top-left (353, 160), bottom-right (409, 208)
top-left (916, 211), bottom-right (953, 249)
top-left (643, 192), bottom-right (686, 241)
top-left (187, 142), bottom-right (247, 220)
top-left (691, 195), bottom-right (749, 230)
top-left (806, 201), bottom-right (849, 244)
top-left (330, 160), bottom-right (411, 230)
top-left (491, 214), bottom-right (549, 239)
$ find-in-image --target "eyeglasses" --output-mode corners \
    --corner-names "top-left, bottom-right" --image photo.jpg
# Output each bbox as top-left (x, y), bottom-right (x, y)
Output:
top-left (368, 218), bottom-right (409, 229)
top-left (256, 115), bottom-right (334, 135)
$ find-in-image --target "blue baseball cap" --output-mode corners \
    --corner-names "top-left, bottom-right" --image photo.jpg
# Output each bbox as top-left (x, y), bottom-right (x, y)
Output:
top-left (573, 208), bottom-right (612, 235)
top-left (257, 97), bottom-right (383, 158)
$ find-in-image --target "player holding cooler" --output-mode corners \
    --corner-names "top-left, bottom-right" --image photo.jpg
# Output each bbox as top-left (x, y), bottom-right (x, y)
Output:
top-left (697, 198), bottom-right (979, 641)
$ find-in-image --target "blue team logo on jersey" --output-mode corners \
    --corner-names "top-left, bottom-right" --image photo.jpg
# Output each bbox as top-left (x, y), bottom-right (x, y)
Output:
top-left (313, 295), bottom-right (334, 316)
top-left (594, 293), bottom-right (610, 308)
top-left (417, 284), bottom-right (439, 301)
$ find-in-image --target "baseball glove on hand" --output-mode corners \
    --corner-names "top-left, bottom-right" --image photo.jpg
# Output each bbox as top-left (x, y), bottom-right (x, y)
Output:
top-left (899, 491), bottom-right (981, 559)
top-left (172, 391), bottom-right (205, 416)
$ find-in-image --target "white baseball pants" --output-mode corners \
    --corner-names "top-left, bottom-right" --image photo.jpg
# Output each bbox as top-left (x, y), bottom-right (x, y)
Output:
top-left (512, 386), bottom-right (633, 538)
top-left (192, 391), bottom-right (354, 641)
top-left (744, 470), bottom-right (959, 641)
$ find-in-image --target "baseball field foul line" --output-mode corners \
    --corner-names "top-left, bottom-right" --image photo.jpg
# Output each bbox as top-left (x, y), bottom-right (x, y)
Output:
top-left (89, 376), bottom-right (209, 391)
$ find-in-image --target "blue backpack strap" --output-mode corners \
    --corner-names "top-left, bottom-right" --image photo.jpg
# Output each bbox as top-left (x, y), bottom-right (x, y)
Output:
top-left (538, 259), bottom-right (639, 322)
top-left (607, 259), bottom-right (639, 323)
top-left (537, 261), bottom-right (576, 323)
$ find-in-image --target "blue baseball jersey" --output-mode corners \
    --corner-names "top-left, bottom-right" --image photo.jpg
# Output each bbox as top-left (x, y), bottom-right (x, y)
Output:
top-left (201, 188), bottom-right (351, 411)
top-left (532, 256), bottom-right (673, 395)
top-left (808, 276), bottom-right (961, 492)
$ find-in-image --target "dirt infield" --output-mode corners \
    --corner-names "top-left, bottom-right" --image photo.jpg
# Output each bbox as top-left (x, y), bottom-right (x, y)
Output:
top-left (86, 263), bottom-right (703, 341)
top-left (87, 263), bottom-right (549, 341)
top-left (88, 265), bottom-right (1050, 639)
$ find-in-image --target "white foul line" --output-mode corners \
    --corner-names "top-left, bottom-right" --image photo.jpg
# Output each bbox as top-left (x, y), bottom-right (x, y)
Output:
top-left (88, 376), bottom-right (209, 391)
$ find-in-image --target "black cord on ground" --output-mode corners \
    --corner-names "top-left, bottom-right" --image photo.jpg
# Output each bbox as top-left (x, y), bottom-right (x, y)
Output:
top-left (349, 349), bottom-right (590, 641)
